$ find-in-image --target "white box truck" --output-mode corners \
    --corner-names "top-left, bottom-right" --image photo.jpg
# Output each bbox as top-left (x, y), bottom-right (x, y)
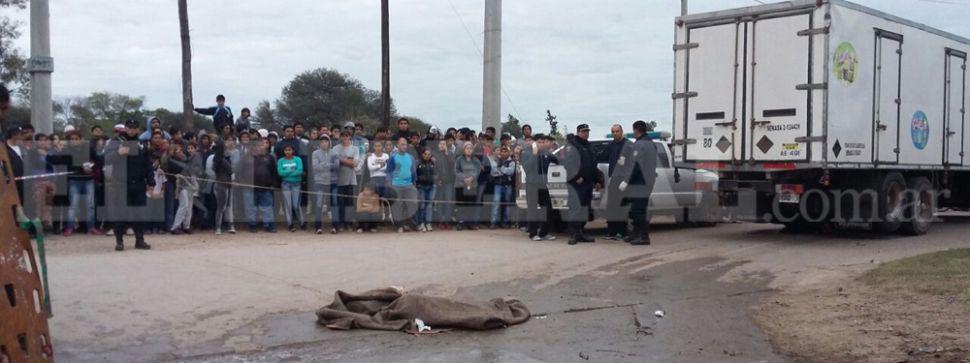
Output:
top-left (671, 0), bottom-right (969, 234)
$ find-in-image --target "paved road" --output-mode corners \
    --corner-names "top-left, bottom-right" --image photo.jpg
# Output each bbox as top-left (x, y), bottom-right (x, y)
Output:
top-left (43, 217), bottom-right (970, 362)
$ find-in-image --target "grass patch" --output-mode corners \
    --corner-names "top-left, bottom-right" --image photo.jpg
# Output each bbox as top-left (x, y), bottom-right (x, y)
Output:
top-left (859, 248), bottom-right (970, 301)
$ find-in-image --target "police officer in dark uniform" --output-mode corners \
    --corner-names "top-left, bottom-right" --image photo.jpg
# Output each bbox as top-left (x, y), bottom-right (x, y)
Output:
top-left (616, 120), bottom-right (658, 245)
top-left (522, 133), bottom-right (558, 241)
top-left (105, 119), bottom-right (155, 251)
top-left (563, 124), bottom-right (602, 245)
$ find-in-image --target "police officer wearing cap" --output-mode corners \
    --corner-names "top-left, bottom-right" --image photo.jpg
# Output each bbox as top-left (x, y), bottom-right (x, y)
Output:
top-left (105, 119), bottom-right (156, 251)
top-left (563, 124), bottom-right (602, 245)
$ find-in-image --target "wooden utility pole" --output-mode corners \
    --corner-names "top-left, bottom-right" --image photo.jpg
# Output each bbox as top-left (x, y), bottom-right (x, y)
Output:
top-left (381, 0), bottom-right (391, 128)
top-left (178, 0), bottom-right (194, 131)
top-left (681, 0), bottom-right (687, 16)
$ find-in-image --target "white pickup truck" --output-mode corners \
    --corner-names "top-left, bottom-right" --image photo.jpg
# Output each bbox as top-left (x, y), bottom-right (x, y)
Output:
top-left (516, 133), bottom-right (721, 225)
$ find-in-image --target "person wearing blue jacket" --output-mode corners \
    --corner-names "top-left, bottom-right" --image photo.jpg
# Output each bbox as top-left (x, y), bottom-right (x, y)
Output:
top-left (194, 94), bottom-right (234, 132)
top-left (385, 137), bottom-right (418, 232)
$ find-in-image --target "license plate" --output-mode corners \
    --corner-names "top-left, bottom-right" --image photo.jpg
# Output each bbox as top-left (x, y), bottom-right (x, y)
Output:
top-left (778, 192), bottom-right (799, 204)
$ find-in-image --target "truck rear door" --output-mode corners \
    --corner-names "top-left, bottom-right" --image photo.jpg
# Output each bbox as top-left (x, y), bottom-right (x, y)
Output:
top-left (747, 15), bottom-right (812, 162)
top-left (683, 22), bottom-right (744, 162)
top-left (945, 49), bottom-right (967, 166)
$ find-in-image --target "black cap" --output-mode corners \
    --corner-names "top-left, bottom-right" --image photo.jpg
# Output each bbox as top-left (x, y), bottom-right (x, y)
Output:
top-left (5, 124), bottom-right (24, 136)
top-left (124, 119), bottom-right (140, 128)
top-left (577, 124), bottom-right (590, 132)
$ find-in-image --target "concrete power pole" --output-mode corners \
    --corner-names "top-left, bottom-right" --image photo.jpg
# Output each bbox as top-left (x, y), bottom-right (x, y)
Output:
top-left (681, 0), bottom-right (688, 16)
top-left (29, 0), bottom-right (53, 134)
top-left (381, 0), bottom-right (391, 129)
top-left (482, 0), bottom-right (501, 132)
top-left (178, 0), bottom-right (194, 132)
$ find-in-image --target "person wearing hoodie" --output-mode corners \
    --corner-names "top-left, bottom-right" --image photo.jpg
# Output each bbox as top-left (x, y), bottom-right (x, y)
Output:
top-left (235, 107), bottom-right (253, 132)
top-left (138, 117), bottom-right (172, 142)
top-left (194, 94), bottom-right (234, 132)
top-left (414, 148), bottom-right (436, 232)
top-left (366, 141), bottom-right (389, 198)
top-left (311, 135), bottom-right (338, 234)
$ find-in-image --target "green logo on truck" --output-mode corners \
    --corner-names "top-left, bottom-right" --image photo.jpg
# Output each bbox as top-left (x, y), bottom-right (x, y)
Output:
top-left (833, 42), bottom-right (859, 85)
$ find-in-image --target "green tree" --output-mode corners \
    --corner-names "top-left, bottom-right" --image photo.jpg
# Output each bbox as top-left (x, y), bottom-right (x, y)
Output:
top-left (501, 114), bottom-right (522, 138)
top-left (0, 0), bottom-right (28, 99)
top-left (276, 68), bottom-right (395, 131)
top-left (253, 99), bottom-right (276, 130)
top-left (545, 110), bottom-right (560, 137)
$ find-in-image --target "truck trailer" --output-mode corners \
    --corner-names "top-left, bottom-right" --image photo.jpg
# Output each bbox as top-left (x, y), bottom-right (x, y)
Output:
top-left (671, 0), bottom-right (969, 234)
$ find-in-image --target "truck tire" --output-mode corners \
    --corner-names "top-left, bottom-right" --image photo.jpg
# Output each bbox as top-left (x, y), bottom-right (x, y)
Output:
top-left (899, 176), bottom-right (934, 236)
top-left (872, 172), bottom-right (906, 234)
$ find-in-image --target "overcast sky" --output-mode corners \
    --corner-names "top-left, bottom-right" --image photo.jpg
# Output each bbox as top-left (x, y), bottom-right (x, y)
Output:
top-left (9, 0), bottom-right (970, 136)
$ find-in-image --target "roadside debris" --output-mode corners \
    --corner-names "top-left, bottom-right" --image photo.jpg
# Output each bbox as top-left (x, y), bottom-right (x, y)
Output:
top-left (654, 310), bottom-right (665, 318)
top-left (578, 351), bottom-right (590, 360)
top-left (415, 319), bottom-right (431, 332)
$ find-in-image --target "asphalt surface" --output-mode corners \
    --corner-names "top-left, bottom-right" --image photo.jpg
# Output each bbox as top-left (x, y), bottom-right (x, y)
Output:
top-left (41, 216), bottom-right (970, 362)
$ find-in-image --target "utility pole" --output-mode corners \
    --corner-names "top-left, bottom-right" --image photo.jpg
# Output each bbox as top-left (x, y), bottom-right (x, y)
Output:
top-left (29, 0), bottom-right (53, 134)
top-left (482, 0), bottom-right (502, 132)
top-left (178, 0), bottom-right (194, 131)
top-left (681, 0), bottom-right (688, 16)
top-left (381, 0), bottom-right (391, 129)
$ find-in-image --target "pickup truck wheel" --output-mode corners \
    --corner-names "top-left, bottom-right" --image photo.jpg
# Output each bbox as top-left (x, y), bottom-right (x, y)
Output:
top-left (899, 176), bottom-right (934, 236)
top-left (872, 172), bottom-right (906, 234)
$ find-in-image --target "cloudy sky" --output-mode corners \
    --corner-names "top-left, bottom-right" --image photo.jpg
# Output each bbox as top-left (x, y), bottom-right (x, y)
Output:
top-left (9, 0), bottom-right (970, 136)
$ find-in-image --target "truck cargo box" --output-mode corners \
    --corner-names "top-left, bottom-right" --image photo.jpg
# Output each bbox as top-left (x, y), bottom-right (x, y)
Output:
top-left (672, 0), bottom-right (969, 172)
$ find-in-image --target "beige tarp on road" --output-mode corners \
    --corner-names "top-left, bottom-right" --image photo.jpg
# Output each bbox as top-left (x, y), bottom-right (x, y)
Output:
top-left (316, 287), bottom-right (530, 333)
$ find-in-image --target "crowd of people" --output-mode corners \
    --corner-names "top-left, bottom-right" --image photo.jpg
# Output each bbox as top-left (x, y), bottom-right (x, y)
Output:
top-left (1, 92), bottom-right (658, 251)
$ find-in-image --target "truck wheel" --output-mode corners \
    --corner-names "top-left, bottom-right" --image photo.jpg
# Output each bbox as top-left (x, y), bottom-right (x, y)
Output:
top-left (872, 172), bottom-right (906, 234)
top-left (899, 176), bottom-right (935, 236)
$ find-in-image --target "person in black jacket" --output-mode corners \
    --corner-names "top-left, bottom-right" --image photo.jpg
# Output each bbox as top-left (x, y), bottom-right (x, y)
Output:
top-left (105, 119), bottom-right (156, 251)
top-left (522, 134), bottom-right (558, 241)
top-left (194, 94), bottom-right (234, 132)
top-left (4, 124), bottom-right (26, 202)
top-left (240, 138), bottom-right (278, 233)
top-left (614, 120), bottom-right (658, 246)
top-left (562, 124), bottom-right (602, 245)
top-left (597, 124), bottom-right (631, 240)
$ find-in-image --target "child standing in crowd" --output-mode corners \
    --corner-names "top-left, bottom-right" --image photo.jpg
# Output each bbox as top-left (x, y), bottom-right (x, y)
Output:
top-left (355, 185), bottom-right (381, 233)
top-left (366, 141), bottom-right (389, 198)
top-left (277, 144), bottom-right (304, 232)
top-left (455, 142), bottom-right (482, 230)
top-left (168, 143), bottom-right (198, 234)
top-left (415, 148), bottom-right (436, 232)
top-left (311, 135), bottom-right (336, 234)
top-left (490, 145), bottom-right (516, 229)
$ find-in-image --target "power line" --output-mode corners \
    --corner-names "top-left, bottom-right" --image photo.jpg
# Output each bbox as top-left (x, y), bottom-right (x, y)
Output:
top-left (445, 0), bottom-right (524, 121)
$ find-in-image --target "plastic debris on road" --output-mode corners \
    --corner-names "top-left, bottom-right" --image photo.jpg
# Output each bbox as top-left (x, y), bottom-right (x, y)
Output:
top-left (654, 310), bottom-right (665, 318)
top-left (415, 318), bottom-right (432, 332)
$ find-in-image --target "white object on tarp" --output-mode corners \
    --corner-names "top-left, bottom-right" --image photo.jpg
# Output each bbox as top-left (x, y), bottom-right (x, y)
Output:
top-left (654, 310), bottom-right (665, 318)
top-left (415, 318), bottom-right (431, 332)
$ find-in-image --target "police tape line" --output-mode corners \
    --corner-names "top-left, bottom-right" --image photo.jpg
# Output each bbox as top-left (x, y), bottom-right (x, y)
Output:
top-left (14, 171), bottom-right (75, 181)
top-left (159, 171), bottom-right (528, 207)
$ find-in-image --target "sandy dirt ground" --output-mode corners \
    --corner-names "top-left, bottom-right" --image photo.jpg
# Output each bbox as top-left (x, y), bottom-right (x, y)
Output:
top-left (38, 216), bottom-right (970, 362)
